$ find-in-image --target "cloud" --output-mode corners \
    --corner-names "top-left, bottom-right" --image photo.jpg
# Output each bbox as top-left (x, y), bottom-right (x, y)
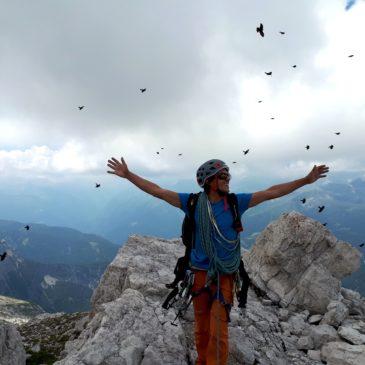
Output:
top-left (0, 141), bottom-right (100, 177)
top-left (0, 0), bottom-right (364, 183)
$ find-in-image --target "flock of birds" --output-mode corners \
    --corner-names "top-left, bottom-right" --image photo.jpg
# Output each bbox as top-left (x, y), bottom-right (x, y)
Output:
top-left (253, 23), bottom-right (363, 248)
top-left (1, 19), bottom-right (364, 264)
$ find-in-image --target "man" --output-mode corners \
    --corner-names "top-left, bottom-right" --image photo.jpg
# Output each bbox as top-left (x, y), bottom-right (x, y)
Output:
top-left (107, 157), bottom-right (329, 365)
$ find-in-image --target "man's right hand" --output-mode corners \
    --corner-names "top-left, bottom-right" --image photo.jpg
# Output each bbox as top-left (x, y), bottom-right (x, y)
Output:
top-left (107, 157), bottom-right (130, 179)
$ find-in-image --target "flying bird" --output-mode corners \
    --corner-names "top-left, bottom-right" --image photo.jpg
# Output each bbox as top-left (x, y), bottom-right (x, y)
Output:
top-left (232, 161), bottom-right (237, 164)
top-left (140, 88), bottom-right (146, 93)
top-left (0, 252), bottom-right (7, 261)
top-left (279, 31), bottom-right (285, 35)
top-left (95, 183), bottom-right (101, 188)
top-left (265, 71), bottom-right (272, 76)
top-left (345, 0), bottom-right (357, 11)
top-left (270, 117), bottom-right (275, 120)
top-left (78, 106), bottom-right (84, 110)
top-left (25, 225), bottom-right (30, 230)
top-left (318, 206), bottom-right (325, 213)
top-left (329, 145), bottom-right (334, 149)
top-left (243, 149), bottom-right (250, 155)
top-left (178, 153), bottom-right (182, 156)
top-left (300, 198), bottom-right (306, 204)
top-left (292, 65), bottom-right (297, 68)
top-left (359, 243), bottom-right (364, 247)
top-left (305, 145), bottom-right (310, 150)
top-left (256, 23), bottom-right (264, 37)
top-left (322, 223), bottom-right (327, 226)
top-left (156, 152), bottom-right (160, 154)
top-left (335, 132), bottom-right (341, 135)
top-left (348, 54), bottom-right (354, 57)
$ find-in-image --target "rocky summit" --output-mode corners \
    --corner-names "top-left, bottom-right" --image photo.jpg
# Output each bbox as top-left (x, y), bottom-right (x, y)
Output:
top-left (2, 211), bottom-right (365, 365)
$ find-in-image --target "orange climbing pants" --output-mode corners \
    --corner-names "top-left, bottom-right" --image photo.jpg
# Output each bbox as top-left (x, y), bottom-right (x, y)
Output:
top-left (192, 269), bottom-right (235, 365)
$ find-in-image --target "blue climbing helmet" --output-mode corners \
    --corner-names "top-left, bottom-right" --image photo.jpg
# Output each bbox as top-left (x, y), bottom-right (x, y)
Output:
top-left (196, 159), bottom-right (229, 187)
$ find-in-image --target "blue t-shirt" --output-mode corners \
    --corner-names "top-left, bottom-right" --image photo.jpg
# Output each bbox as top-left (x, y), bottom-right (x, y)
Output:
top-left (178, 193), bottom-right (252, 270)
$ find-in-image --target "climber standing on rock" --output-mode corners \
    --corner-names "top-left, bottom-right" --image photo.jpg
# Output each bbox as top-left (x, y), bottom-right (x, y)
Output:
top-left (107, 156), bottom-right (329, 365)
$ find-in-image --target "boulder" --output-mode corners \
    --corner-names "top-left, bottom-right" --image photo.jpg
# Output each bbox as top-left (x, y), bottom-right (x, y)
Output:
top-left (0, 323), bottom-right (26, 365)
top-left (243, 211), bottom-right (361, 313)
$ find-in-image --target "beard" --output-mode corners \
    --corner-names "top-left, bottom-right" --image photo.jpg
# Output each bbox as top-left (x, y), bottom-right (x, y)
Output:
top-left (217, 187), bottom-right (228, 197)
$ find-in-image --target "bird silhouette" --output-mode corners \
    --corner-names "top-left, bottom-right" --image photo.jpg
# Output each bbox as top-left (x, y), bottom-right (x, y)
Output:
top-left (25, 225), bottom-right (30, 230)
top-left (78, 106), bottom-right (84, 110)
top-left (305, 145), bottom-right (310, 150)
top-left (178, 153), bottom-right (182, 156)
top-left (360, 243), bottom-right (365, 247)
top-left (292, 65), bottom-right (297, 68)
top-left (232, 161), bottom-right (237, 164)
top-left (335, 132), bottom-right (341, 135)
top-left (95, 183), bottom-right (101, 188)
top-left (156, 152), bottom-right (159, 154)
top-left (279, 31), bottom-right (285, 35)
top-left (140, 88), bottom-right (146, 93)
top-left (265, 72), bottom-right (272, 76)
top-left (318, 206), bottom-right (325, 213)
top-left (300, 198), bottom-right (306, 204)
top-left (348, 54), bottom-right (354, 58)
top-left (243, 149), bottom-right (250, 155)
top-left (329, 145), bottom-right (334, 149)
top-left (322, 223), bottom-right (327, 226)
top-left (161, 147), bottom-right (164, 150)
top-left (256, 23), bottom-right (264, 37)
top-left (0, 252), bottom-right (7, 261)
top-left (258, 100), bottom-right (263, 103)
top-left (270, 117), bottom-right (275, 120)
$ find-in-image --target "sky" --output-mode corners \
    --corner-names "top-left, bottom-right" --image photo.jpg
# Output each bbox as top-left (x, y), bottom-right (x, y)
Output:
top-left (1, 0), bottom-right (365, 191)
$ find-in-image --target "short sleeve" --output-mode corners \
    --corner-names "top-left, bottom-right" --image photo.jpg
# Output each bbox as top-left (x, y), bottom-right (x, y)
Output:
top-left (178, 193), bottom-right (192, 215)
top-left (236, 193), bottom-right (253, 216)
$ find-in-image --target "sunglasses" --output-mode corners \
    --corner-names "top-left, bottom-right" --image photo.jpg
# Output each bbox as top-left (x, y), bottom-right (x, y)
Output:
top-left (217, 172), bottom-right (231, 181)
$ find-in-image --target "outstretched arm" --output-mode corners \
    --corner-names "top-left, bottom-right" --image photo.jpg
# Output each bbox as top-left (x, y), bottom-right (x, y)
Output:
top-left (107, 157), bottom-right (181, 208)
top-left (248, 164), bottom-right (329, 208)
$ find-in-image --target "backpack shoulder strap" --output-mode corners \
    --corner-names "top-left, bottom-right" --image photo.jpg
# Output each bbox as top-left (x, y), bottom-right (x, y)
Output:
top-left (186, 192), bottom-right (201, 249)
top-left (226, 193), bottom-right (243, 233)
top-left (187, 192), bottom-right (201, 218)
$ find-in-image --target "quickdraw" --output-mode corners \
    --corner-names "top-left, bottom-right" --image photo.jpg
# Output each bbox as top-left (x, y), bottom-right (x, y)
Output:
top-left (162, 269), bottom-right (195, 326)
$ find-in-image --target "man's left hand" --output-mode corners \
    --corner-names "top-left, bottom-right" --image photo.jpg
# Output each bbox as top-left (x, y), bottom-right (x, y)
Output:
top-left (306, 164), bottom-right (329, 184)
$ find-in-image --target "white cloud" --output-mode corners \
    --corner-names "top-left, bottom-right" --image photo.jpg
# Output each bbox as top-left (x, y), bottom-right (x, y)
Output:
top-left (0, 1), bottom-right (364, 183)
top-left (0, 141), bottom-right (100, 176)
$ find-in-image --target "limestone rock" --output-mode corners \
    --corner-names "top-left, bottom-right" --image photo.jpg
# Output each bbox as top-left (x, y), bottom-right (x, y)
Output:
top-left (308, 314), bottom-right (323, 324)
top-left (338, 325), bottom-right (365, 345)
top-left (320, 300), bottom-right (349, 327)
top-left (321, 341), bottom-right (365, 365)
top-left (49, 229), bottom-right (363, 365)
top-left (243, 211), bottom-right (361, 313)
top-left (309, 324), bottom-right (339, 349)
top-left (0, 323), bottom-right (26, 365)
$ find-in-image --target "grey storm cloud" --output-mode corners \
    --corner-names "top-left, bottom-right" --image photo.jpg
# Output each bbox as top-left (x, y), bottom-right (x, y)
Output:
top-left (0, 0), bottom-right (324, 145)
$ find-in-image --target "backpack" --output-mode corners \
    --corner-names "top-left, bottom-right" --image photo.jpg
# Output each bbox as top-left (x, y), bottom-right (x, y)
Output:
top-left (162, 192), bottom-right (251, 310)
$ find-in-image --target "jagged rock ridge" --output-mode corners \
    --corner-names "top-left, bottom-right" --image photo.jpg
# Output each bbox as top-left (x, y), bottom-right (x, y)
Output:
top-left (52, 211), bottom-right (365, 365)
top-left (2, 211), bottom-right (365, 364)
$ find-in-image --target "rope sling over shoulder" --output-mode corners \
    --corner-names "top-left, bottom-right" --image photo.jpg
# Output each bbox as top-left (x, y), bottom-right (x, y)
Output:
top-left (162, 191), bottom-right (251, 322)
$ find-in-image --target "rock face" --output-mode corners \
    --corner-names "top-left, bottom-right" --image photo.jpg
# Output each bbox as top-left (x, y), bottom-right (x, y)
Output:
top-left (243, 211), bottom-right (361, 313)
top-left (0, 322), bottom-right (26, 365)
top-left (0, 294), bottom-right (45, 325)
top-left (46, 212), bottom-right (364, 364)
